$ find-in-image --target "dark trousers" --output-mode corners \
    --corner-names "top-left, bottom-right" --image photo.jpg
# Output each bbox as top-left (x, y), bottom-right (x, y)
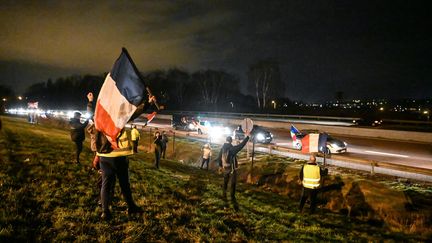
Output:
top-left (100, 156), bottom-right (136, 213)
top-left (97, 170), bottom-right (115, 204)
top-left (223, 168), bottom-right (237, 198)
top-left (154, 150), bottom-right (161, 169)
top-left (161, 146), bottom-right (166, 159)
top-left (299, 187), bottom-right (318, 213)
top-left (74, 141), bottom-right (83, 163)
top-left (132, 140), bottom-right (139, 153)
top-left (201, 158), bottom-right (210, 170)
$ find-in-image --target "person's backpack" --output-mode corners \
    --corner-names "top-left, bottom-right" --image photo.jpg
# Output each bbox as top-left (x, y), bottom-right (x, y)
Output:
top-left (221, 147), bottom-right (231, 168)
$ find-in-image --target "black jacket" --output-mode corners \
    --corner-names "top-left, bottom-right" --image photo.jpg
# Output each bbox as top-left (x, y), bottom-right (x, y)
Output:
top-left (216, 136), bottom-right (249, 169)
top-left (70, 118), bottom-right (89, 142)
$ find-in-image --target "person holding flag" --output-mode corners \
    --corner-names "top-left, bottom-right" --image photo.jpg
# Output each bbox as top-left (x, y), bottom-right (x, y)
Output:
top-left (95, 48), bottom-right (158, 221)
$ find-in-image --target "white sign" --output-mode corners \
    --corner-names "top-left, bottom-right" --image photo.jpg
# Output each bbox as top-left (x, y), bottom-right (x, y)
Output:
top-left (241, 118), bottom-right (253, 135)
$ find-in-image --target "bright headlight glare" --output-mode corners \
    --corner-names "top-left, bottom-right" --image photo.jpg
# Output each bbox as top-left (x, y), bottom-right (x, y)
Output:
top-left (67, 111), bottom-right (74, 118)
top-left (188, 123), bottom-right (195, 130)
top-left (256, 133), bottom-right (265, 141)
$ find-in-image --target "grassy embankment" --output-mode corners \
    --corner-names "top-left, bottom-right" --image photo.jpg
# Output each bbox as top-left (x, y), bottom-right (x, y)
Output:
top-left (0, 115), bottom-right (431, 242)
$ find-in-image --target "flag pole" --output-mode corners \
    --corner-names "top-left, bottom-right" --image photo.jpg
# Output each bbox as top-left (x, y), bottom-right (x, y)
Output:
top-left (121, 47), bottom-right (160, 110)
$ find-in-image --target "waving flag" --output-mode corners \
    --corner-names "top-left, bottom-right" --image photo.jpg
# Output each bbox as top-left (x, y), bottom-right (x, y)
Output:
top-left (146, 111), bottom-right (157, 124)
top-left (301, 133), bottom-right (328, 154)
top-left (290, 125), bottom-right (300, 141)
top-left (95, 48), bottom-right (146, 147)
top-left (318, 132), bottom-right (328, 153)
top-left (27, 102), bottom-right (38, 109)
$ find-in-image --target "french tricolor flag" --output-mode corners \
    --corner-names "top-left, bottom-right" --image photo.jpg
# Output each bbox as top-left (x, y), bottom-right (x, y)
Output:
top-left (301, 133), bottom-right (328, 154)
top-left (95, 48), bottom-right (146, 148)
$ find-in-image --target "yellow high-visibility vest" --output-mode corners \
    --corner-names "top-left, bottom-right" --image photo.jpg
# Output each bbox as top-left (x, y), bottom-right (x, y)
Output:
top-left (302, 164), bottom-right (321, 189)
top-left (131, 128), bottom-right (140, 141)
top-left (97, 130), bottom-right (133, 157)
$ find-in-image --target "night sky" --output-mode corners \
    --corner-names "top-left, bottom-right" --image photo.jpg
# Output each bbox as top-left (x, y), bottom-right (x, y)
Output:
top-left (0, 1), bottom-right (431, 102)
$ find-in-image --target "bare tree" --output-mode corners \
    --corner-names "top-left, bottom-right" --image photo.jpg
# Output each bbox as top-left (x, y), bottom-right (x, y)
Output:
top-left (192, 70), bottom-right (237, 107)
top-left (248, 60), bottom-right (283, 109)
top-left (167, 68), bottom-right (190, 106)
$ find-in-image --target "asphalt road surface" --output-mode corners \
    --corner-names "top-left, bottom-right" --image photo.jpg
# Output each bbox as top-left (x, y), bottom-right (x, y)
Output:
top-left (138, 118), bottom-right (432, 170)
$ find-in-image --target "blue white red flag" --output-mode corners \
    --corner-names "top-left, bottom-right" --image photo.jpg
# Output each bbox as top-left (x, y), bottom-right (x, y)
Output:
top-left (95, 48), bottom-right (146, 147)
top-left (290, 125), bottom-right (300, 141)
top-left (301, 133), bottom-right (328, 154)
top-left (27, 102), bottom-right (38, 109)
top-left (146, 111), bottom-right (157, 124)
top-left (318, 132), bottom-right (328, 153)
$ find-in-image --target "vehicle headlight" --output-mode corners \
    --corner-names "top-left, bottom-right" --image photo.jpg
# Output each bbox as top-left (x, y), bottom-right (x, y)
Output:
top-left (67, 111), bottom-right (74, 119)
top-left (224, 127), bottom-right (231, 134)
top-left (188, 123), bottom-right (195, 130)
top-left (343, 142), bottom-right (348, 146)
top-left (210, 127), bottom-right (223, 139)
top-left (256, 133), bottom-right (265, 141)
top-left (270, 133), bottom-right (273, 138)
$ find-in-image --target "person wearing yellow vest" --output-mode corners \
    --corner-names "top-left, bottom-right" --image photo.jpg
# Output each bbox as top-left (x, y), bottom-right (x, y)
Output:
top-left (299, 154), bottom-right (325, 214)
top-left (131, 125), bottom-right (140, 153)
top-left (96, 95), bottom-right (156, 221)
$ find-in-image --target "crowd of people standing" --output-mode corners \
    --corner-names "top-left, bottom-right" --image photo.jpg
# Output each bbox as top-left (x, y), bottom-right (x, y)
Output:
top-left (69, 93), bottom-right (326, 221)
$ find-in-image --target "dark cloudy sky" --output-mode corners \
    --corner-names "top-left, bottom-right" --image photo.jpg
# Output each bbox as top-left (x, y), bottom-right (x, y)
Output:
top-left (0, 0), bottom-right (431, 102)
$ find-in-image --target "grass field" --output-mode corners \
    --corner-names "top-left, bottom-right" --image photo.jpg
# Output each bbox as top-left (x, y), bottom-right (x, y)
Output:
top-left (0, 115), bottom-right (431, 242)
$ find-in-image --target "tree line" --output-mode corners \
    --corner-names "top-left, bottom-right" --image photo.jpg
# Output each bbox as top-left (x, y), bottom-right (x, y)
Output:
top-left (2, 61), bottom-right (287, 112)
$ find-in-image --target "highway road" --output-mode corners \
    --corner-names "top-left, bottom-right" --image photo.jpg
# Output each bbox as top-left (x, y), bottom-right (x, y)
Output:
top-left (138, 118), bottom-right (432, 171)
top-left (270, 128), bottom-right (432, 170)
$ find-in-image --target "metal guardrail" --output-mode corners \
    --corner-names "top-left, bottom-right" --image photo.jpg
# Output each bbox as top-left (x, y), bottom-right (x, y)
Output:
top-left (168, 110), bottom-right (359, 123)
top-left (165, 110), bottom-right (432, 127)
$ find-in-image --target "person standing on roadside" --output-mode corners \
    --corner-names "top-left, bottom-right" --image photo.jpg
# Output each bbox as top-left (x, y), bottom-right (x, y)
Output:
top-left (201, 143), bottom-right (212, 170)
top-left (131, 125), bottom-right (140, 153)
top-left (69, 94), bottom-right (91, 164)
top-left (299, 154), bottom-right (326, 214)
top-left (154, 131), bottom-right (163, 169)
top-left (216, 133), bottom-right (250, 200)
top-left (97, 95), bottom-right (156, 221)
top-left (161, 131), bottom-right (168, 159)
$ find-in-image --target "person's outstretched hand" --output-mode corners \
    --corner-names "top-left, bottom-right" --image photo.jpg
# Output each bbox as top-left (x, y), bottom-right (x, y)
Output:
top-left (87, 92), bottom-right (94, 102)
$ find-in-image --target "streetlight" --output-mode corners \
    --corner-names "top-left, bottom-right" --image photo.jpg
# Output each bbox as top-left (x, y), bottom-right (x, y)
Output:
top-left (271, 100), bottom-right (276, 109)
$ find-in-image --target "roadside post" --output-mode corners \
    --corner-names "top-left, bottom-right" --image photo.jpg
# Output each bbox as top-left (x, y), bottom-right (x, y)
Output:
top-left (241, 118), bottom-right (254, 168)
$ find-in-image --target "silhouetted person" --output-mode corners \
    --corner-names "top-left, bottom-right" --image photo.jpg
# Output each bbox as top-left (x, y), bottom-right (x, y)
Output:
top-left (216, 134), bottom-right (249, 200)
top-left (154, 131), bottom-right (163, 169)
top-left (161, 131), bottom-right (168, 158)
top-left (69, 98), bottom-right (90, 164)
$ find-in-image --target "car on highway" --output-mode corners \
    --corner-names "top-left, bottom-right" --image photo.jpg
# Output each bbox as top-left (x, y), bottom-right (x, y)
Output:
top-left (196, 120), bottom-right (232, 139)
top-left (233, 125), bottom-right (273, 144)
top-left (171, 115), bottom-right (199, 131)
top-left (290, 125), bottom-right (347, 154)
